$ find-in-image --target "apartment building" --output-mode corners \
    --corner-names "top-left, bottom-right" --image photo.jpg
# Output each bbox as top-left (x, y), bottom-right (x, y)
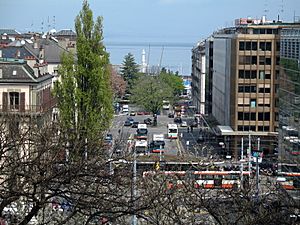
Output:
top-left (278, 28), bottom-right (300, 172)
top-left (0, 58), bottom-right (55, 127)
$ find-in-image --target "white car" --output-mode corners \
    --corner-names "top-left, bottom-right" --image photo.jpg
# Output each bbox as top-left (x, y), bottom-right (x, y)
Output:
top-left (181, 121), bottom-right (188, 127)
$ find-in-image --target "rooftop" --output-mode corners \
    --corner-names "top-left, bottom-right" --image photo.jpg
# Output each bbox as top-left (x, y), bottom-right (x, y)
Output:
top-left (0, 29), bottom-right (20, 35)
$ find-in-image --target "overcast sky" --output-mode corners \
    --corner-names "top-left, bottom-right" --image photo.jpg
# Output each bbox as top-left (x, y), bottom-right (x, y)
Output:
top-left (1, 0), bottom-right (299, 44)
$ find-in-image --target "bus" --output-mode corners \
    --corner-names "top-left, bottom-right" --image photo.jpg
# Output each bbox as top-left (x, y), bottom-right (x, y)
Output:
top-left (142, 170), bottom-right (250, 190)
top-left (276, 172), bottom-right (300, 190)
top-left (135, 124), bottom-right (148, 140)
top-left (167, 124), bottom-right (178, 139)
top-left (193, 171), bottom-right (250, 189)
top-left (162, 100), bottom-right (171, 110)
top-left (135, 140), bottom-right (148, 155)
top-left (149, 134), bottom-right (165, 153)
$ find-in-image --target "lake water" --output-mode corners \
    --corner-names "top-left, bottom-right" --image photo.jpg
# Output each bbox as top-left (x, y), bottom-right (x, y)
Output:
top-left (105, 42), bottom-right (194, 75)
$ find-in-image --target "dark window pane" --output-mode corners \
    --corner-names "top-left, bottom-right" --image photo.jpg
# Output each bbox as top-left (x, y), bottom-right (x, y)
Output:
top-left (246, 42), bottom-right (251, 50)
top-left (259, 42), bottom-right (265, 51)
top-left (266, 42), bottom-right (272, 51)
top-left (239, 41), bottom-right (245, 50)
top-left (252, 42), bottom-right (257, 50)
top-left (239, 70), bottom-right (244, 78)
top-left (251, 70), bottom-right (257, 79)
top-left (238, 112), bottom-right (243, 120)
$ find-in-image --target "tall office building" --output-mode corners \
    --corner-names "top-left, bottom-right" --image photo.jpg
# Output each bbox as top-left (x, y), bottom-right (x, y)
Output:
top-left (191, 41), bottom-right (206, 114)
top-left (278, 28), bottom-right (300, 172)
top-left (192, 18), bottom-right (300, 158)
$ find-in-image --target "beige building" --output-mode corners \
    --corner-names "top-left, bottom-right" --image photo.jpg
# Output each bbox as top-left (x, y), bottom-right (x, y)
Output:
top-left (0, 58), bottom-right (55, 124)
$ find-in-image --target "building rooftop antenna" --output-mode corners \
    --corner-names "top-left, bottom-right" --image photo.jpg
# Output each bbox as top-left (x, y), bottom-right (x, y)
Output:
top-left (263, 0), bottom-right (269, 17)
top-left (41, 20), bottom-right (44, 33)
top-left (278, 0), bottom-right (284, 21)
top-left (52, 16), bottom-right (56, 30)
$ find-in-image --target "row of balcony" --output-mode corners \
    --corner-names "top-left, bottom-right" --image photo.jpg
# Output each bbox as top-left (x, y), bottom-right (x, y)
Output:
top-left (0, 101), bottom-right (57, 115)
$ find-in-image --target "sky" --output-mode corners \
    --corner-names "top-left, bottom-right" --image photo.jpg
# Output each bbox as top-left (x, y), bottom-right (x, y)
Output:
top-left (1, 0), bottom-right (300, 45)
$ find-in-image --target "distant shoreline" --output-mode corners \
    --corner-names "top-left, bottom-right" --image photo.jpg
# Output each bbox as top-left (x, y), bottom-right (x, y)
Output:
top-left (105, 41), bottom-right (194, 48)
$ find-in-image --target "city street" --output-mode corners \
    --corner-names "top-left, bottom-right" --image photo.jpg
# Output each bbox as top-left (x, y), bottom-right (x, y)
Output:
top-left (108, 107), bottom-right (180, 158)
top-left (107, 104), bottom-right (224, 162)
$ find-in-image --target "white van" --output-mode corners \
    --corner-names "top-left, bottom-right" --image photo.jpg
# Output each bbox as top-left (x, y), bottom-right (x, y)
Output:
top-left (122, 105), bottom-right (129, 113)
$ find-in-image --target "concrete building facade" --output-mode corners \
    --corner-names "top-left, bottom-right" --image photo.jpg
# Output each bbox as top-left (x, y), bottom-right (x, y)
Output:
top-left (278, 28), bottom-right (300, 172)
top-left (192, 19), bottom-right (300, 158)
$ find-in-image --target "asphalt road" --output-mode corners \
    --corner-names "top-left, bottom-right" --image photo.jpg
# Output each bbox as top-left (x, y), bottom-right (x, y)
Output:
top-left (108, 107), bottom-right (180, 158)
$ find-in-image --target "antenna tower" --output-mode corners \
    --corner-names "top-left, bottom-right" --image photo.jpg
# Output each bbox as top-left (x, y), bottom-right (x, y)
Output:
top-left (52, 16), bottom-right (56, 29)
top-left (279, 0), bottom-right (284, 21)
top-left (263, 0), bottom-right (269, 17)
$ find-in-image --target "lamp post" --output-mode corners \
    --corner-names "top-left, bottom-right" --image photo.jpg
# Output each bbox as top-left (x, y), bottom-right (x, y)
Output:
top-left (255, 137), bottom-right (260, 201)
top-left (132, 145), bottom-right (137, 225)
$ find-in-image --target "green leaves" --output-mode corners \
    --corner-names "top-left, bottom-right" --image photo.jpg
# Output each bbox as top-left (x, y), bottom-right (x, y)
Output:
top-left (130, 75), bottom-right (173, 114)
top-left (120, 53), bottom-right (139, 90)
top-left (54, 1), bottom-right (113, 142)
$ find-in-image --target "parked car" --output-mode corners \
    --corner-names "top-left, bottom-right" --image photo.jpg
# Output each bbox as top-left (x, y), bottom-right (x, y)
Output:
top-left (174, 117), bottom-right (182, 123)
top-left (132, 121), bottom-right (139, 128)
top-left (104, 133), bottom-right (113, 147)
top-left (168, 113), bottom-right (175, 118)
top-left (105, 133), bottom-right (113, 142)
top-left (127, 117), bottom-right (134, 124)
top-left (190, 121), bottom-right (198, 127)
top-left (124, 120), bottom-right (132, 126)
top-left (144, 118), bottom-right (152, 125)
top-left (137, 111), bottom-right (144, 115)
top-left (180, 121), bottom-right (188, 127)
top-left (130, 111), bottom-right (136, 116)
top-left (197, 135), bottom-right (204, 143)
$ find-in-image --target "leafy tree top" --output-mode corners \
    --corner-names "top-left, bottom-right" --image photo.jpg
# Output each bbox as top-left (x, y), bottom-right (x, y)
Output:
top-left (54, 1), bottom-right (113, 142)
top-left (120, 53), bottom-right (139, 89)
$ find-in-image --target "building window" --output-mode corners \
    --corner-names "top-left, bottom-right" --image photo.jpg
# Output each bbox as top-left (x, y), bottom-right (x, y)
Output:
top-left (9, 92), bottom-right (19, 110)
top-left (250, 99), bottom-right (256, 108)
top-left (246, 42), bottom-right (251, 50)
top-left (258, 112), bottom-right (270, 121)
top-left (258, 87), bottom-right (270, 93)
top-left (239, 70), bottom-right (257, 79)
top-left (276, 56), bottom-right (280, 65)
top-left (259, 42), bottom-right (272, 51)
top-left (238, 112), bottom-right (243, 120)
top-left (259, 56), bottom-right (272, 65)
top-left (239, 56), bottom-right (257, 65)
top-left (239, 41), bottom-right (245, 50)
top-left (258, 126), bottom-right (270, 132)
top-left (252, 42), bottom-right (258, 50)
top-left (259, 71), bottom-right (265, 79)
top-left (276, 42), bottom-right (280, 51)
top-left (266, 42), bottom-right (272, 51)
top-left (238, 85), bottom-right (256, 93)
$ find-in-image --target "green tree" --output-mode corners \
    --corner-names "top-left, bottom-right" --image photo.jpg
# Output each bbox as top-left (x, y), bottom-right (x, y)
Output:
top-left (54, 1), bottom-right (113, 143)
top-left (120, 53), bottom-right (139, 90)
top-left (130, 75), bottom-right (173, 114)
top-left (159, 69), bottom-right (184, 97)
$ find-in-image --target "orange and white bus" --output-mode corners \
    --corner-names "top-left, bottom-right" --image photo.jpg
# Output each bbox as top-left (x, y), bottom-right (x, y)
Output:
top-left (193, 171), bottom-right (250, 189)
top-left (276, 172), bottom-right (300, 190)
top-left (142, 170), bottom-right (250, 190)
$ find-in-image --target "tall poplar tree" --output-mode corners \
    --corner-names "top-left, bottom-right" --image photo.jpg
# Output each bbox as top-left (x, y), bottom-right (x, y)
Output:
top-left (54, 1), bottom-right (113, 144)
